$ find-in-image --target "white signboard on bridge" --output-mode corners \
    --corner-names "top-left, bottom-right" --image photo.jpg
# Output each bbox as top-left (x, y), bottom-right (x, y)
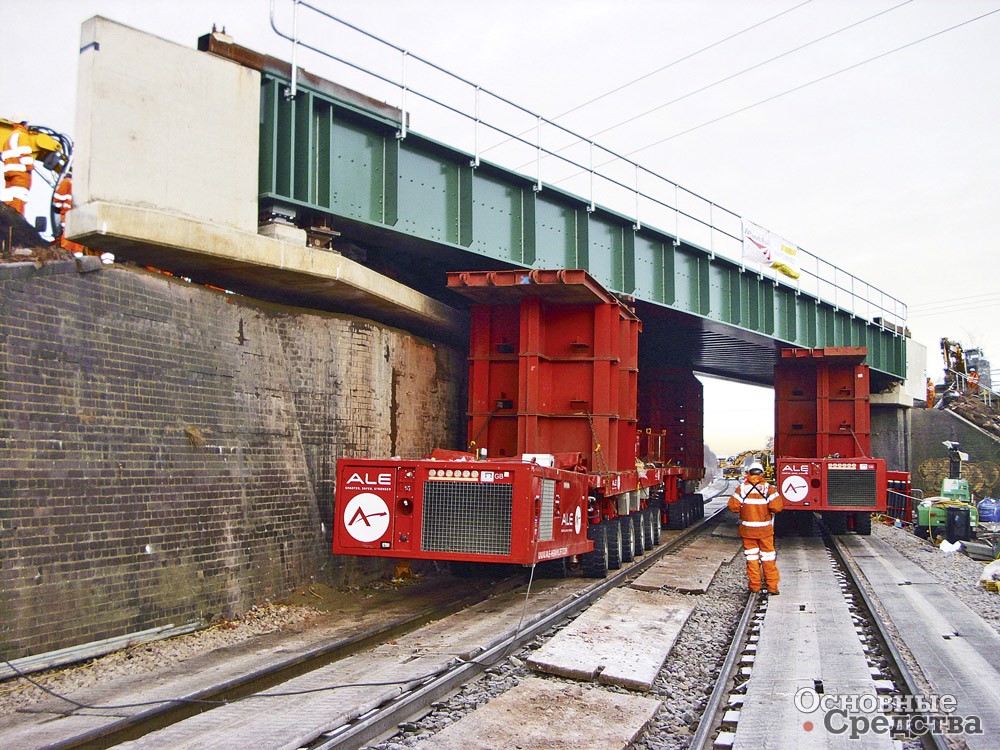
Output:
top-left (741, 218), bottom-right (801, 280)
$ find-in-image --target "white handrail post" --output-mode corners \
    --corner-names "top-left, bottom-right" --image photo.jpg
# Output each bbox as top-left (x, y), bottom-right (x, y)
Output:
top-left (534, 116), bottom-right (542, 192)
top-left (285, 0), bottom-right (300, 100)
top-left (673, 184), bottom-right (680, 247)
top-left (397, 50), bottom-right (409, 140)
top-left (634, 164), bottom-right (641, 231)
top-left (471, 85), bottom-right (481, 168)
top-left (588, 142), bottom-right (595, 212)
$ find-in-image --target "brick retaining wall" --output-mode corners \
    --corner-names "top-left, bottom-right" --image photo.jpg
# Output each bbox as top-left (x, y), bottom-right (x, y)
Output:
top-left (0, 261), bottom-right (464, 658)
top-left (911, 407), bottom-right (1000, 499)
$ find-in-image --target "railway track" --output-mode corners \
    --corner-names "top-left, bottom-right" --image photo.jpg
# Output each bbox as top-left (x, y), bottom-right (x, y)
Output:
top-left (692, 523), bottom-right (951, 750)
top-left (4, 486), bottom-right (734, 750)
top-left (314, 489), bottom-right (735, 750)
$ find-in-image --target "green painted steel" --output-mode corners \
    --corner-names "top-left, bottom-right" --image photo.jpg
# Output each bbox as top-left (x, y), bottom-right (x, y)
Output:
top-left (258, 74), bottom-right (907, 381)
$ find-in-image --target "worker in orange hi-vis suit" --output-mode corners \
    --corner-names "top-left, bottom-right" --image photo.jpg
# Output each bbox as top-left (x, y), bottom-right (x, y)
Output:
top-left (52, 171), bottom-right (86, 255)
top-left (2, 120), bottom-right (34, 215)
top-left (968, 368), bottom-right (980, 394)
top-left (728, 461), bottom-right (783, 594)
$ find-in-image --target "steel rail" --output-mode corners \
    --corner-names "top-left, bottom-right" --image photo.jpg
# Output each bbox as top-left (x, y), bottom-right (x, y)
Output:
top-left (309, 500), bottom-right (733, 749)
top-left (44, 577), bottom-right (528, 750)
top-left (690, 524), bottom-right (949, 750)
top-left (830, 534), bottom-right (950, 750)
top-left (688, 590), bottom-right (760, 750)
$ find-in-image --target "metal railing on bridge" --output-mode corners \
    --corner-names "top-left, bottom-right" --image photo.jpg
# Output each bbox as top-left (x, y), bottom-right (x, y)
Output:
top-left (269, 0), bottom-right (907, 333)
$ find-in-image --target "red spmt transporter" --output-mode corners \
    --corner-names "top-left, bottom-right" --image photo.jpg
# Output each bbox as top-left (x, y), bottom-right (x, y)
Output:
top-left (333, 269), bottom-right (704, 577)
top-left (774, 347), bottom-right (890, 534)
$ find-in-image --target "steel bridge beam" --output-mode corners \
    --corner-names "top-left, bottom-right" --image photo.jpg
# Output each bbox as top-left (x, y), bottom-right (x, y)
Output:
top-left (258, 75), bottom-right (906, 384)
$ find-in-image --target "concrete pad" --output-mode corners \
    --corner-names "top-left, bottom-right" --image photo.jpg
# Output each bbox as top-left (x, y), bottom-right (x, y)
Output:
top-left (631, 555), bottom-right (724, 593)
top-left (527, 588), bottom-right (695, 691)
top-left (681, 538), bottom-right (742, 563)
top-left (631, 538), bottom-right (737, 592)
top-left (412, 677), bottom-right (661, 750)
top-left (711, 511), bottom-right (742, 540)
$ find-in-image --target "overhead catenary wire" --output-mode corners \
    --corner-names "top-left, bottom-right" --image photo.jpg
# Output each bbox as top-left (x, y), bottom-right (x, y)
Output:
top-left (521, 0), bottom-right (914, 171)
top-left (908, 290), bottom-right (1000, 310)
top-left (907, 300), bottom-right (1000, 318)
top-left (485, 0), bottom-right (818, 156)
top-left (561, 6), bottom-right (1000, 177)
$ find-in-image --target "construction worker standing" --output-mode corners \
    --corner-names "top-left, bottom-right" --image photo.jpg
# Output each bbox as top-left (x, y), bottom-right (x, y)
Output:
top-left (728, 461), bottom-right (783, 594)
top-left (968, 368), bottom-right (980, 394)
top-left (52, 169), bottom-right (86, 255)
top-left (2, 120), bottom-right (34, 215)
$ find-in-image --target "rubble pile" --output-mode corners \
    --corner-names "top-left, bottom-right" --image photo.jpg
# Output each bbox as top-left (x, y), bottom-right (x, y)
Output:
top-left (946, 393), bottom-right (1000, 442)
top-left (0, 203), bottom-right (73, 263)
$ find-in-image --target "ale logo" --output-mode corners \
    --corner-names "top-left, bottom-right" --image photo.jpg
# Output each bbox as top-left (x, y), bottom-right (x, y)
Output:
top-left (343, 493), bottom-right (390, 543)
top-left (781, 475), bottom-right (809, 503)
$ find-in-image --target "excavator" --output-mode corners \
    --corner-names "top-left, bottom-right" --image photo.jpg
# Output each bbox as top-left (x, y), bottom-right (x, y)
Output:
top-left (720, 449), bottom-right (775, 480)
top-left (941, 338), bottom-right (967, 389)
top-left (1, 117), bottom-right (73, 233)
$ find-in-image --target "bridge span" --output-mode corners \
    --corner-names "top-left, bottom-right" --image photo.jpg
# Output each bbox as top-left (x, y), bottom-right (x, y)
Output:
top-left (69, 11), bottom-right (908, 391)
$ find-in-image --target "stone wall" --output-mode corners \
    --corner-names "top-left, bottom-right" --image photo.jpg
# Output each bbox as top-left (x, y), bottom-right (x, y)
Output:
top-left (0, 260), bottom-right (464, 658)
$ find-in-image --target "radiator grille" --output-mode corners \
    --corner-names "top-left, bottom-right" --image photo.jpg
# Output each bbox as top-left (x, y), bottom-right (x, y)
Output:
top-left (421, 481), bottom-right (513, 555)
top-left (539, 479), bottom-right (555, 542)
top-left (827, 469), bottom-right (878, 507)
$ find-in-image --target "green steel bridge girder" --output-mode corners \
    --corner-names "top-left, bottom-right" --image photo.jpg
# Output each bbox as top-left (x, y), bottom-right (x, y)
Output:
top-left (258, 76), bottom-right (907, 383)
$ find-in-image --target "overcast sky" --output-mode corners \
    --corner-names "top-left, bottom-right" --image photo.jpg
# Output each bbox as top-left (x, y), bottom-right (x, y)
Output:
top-left (4, 0), bottom-right (998, 456)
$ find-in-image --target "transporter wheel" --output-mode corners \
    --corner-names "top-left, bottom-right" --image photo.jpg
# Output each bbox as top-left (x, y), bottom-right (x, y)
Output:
top-left (607, 519), bottom-right (624, 570)
top-left (823, 511), bottom-right (848, 535)
top-left (853, 511), bottom-right (872, 536)
top-left (914, 523), bottom-right (930, 539)
top-left (641, 508), bottom-right (655, 550)
top-left (696, 496), bottom-right (705, 520)
top-left (632, 513), bottom-right (646, 557)
top-left (650, 506), bottom-right (662, 546)
top-left (619, 515), bottom-right (636, 562)
top-left (582, 523), bottom-right (610, 579)
top-left (535, 557), bottom-right (568, 578)
top-left (666, 501), bottom-right (683, 530)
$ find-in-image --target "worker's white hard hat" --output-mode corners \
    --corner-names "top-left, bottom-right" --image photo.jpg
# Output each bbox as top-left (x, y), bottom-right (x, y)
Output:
top-left (747, 461), bottom-right (764, 475)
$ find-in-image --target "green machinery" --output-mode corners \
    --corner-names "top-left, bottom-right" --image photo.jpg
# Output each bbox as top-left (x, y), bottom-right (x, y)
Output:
top-left (914, 441), bottom-right (979, 539)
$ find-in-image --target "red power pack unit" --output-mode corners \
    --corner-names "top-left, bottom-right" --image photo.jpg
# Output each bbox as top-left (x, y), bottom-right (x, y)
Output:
top-left (333, 269), bottom-right (704, 576)
top-left (774, 347), bottom-right (892, 533)
top-left (334, 457), bottom-right (591, 564)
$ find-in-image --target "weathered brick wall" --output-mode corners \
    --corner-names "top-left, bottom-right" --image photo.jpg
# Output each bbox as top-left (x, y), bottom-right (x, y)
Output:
top-left (0, 261), bottom-right (465, 659)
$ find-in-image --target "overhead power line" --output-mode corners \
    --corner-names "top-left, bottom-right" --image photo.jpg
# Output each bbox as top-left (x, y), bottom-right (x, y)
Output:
top-left (544, 0), bottom-right (818, 123)
top-left (576, 0), bottom-right (914, 146)
top-left (909, 290), bottom-right (1000, 310)
top-left (483, 0), bottom-right (816, 155)
top-left (616, 6), bottom-right (1000, 160)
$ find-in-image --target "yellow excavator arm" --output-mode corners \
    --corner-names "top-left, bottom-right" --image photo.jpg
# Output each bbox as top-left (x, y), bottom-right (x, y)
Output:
top-left (1, 117), bottom-right (71, 174)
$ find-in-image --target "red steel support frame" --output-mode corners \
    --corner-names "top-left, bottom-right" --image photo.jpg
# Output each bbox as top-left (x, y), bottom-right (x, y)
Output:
top-left (333, 269), bottom-right (703, 567)
top-left (775, 347), bottom-right (888, 515)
